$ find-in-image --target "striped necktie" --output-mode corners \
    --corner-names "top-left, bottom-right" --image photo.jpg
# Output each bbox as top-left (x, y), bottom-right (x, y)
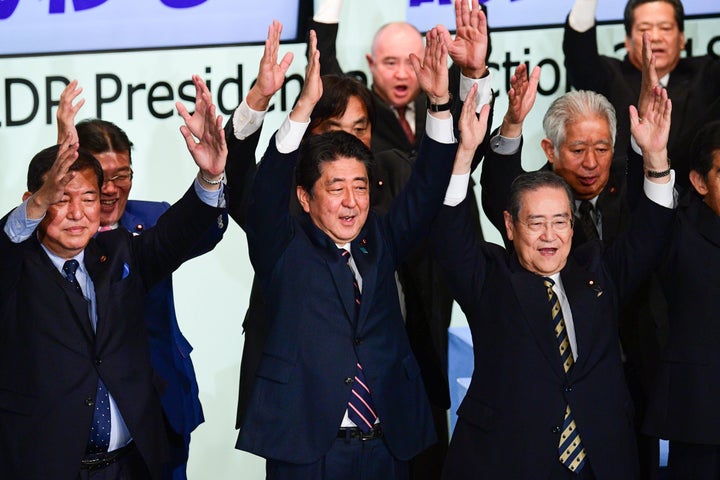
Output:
top-left (338, 248), bottom-right (378, 432)
top-left (544, 278), bottom-right (587, 473)
top-left (63, 260), bottom-right (111, 453)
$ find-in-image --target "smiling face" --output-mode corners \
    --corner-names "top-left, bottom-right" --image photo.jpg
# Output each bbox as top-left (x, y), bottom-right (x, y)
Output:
top-left (625, 1), bottom-right (685, 79)
top-left (542, 115), bottom-right (613, 201)
top-left (297, 156), bottom-right (370, 245)
top-left (95, 150), bottom-right (132, 227)
top-left (504, 186), bottom-right (574, 276)
top-left (310, 96), bottom-right (372, 148)
top-left (366, 23), bottom-right (424, 109)
top-left (37, 167), bottom-right (101, 259)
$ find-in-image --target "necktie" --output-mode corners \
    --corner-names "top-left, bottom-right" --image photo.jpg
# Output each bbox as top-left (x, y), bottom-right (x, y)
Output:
top-left (63, 260), bottom-right (111, 453)
top-left (338, 248), bottom-right (378, 432)
top-left (395, 106), bottom-right (415, 145)
top-left (544, 278), bottom-right (587, 473)
top-left (577, 200), bottom-right (599, 241)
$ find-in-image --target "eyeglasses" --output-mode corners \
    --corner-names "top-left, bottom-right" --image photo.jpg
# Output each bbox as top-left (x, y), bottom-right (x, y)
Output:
top-left (518, 217), bottom-right (574, 233)
top-left (103, 170), bottom-right (133, 187)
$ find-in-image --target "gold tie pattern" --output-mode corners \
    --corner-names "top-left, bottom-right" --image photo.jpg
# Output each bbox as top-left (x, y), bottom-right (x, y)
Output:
top-left (544, 278), bottom-right (587, 473)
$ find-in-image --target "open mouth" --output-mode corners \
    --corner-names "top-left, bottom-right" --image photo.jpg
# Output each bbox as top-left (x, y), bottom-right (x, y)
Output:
top-left (538, 248), bottom-right (558, 256)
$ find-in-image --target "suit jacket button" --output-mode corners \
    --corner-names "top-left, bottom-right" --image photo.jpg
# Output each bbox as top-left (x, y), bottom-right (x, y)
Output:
top-left (552, 426), bottom-right (561, 434)
top-left (344, 377), bottom-right (354, 385)
top-left (95, 358), bottom-right (102, 365)
top-left (354, 338), bottom-right (363, 345)
top-left (86, 397), bottom-right (95, 407)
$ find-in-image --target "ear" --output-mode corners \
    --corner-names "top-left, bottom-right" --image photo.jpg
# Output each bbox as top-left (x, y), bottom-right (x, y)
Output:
top-left (503, 210), bottom-right (515, 241)
top-left (365, 53), bottom-right (375, 71)
top-left (680, 31), bottom-right (687, 51)
top-left (689, 170), bottom-right (708, 196)
top-left (624, 35), bottom-right (632, 55)
top-left (22, 191), bottom-right (32, 202)
top-left (540, 138), bottom-right (556, 165)
top-left (297, 186), bottom-right (311, 213)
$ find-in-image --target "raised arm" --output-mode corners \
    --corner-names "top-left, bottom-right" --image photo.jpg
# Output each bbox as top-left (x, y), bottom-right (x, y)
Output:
top-left (26, 135), bottom-right (80, 220)
top-left (630, 85), bottom-right (672, 185)
top-left (499, 63), bottom-right (541, 139)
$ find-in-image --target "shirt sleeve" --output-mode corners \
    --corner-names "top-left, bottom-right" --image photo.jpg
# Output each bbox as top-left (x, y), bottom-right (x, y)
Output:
top-left (275, 115), bottom-right (310, 153)
top-left (568, 0), bottom-right (598, 33)
top-left (459, 70), bottom-right (493, 113)
top-left (425, 112), bottom-right (456, 144)
top-left (490, 132), bottom-right (522, 155)
top-left (444, 173), bottom-right (471, 206)
top-left (643, 170), bottom-right (677, 209)
top-left (232, 100), bottom-right (268, 140)
top-left (313, 0), bottom-right (343, 23)
top-left (193, 179), bottom-right (226, 208)
top-left (3, 199), bottom-right (43, 243)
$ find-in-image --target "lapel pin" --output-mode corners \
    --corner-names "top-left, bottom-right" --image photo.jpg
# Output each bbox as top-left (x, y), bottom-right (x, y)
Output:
top-left (100, 255), bottom-right (107, 263)
top-left (588, 280), bottom-right (603, 297)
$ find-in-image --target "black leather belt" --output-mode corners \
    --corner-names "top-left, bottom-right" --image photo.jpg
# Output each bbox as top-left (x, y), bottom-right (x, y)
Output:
top-left (337, 425), bottom-right (383, 441)
top-left (80, 442), bottom-right (135, 470)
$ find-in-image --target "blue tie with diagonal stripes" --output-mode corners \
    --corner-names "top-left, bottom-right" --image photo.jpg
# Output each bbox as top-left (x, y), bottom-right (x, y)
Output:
top-left (338, 248), bottom-right (378, 432)
top-left (544, 277), bottom-right (587, 473)
top-left (63, 259), bottom-right (111, 453)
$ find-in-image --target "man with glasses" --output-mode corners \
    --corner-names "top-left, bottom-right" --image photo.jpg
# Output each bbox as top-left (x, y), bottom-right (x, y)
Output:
top-left (433, 86), bottom-right (676, 479)
top-left (55, 80), bottom-right (227, 480)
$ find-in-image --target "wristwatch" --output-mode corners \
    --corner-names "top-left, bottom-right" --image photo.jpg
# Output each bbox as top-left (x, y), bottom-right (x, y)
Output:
top-left (427, 93), bottom-right (453, 112)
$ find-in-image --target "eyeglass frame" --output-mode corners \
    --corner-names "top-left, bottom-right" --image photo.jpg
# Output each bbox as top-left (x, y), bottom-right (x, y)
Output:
top-left (516, 214), bottom-right (574, 234)
top-left (103, 169), bottom-right (134, 187)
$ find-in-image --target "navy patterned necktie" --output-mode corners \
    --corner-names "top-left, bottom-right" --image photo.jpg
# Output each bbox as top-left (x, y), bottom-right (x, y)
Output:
top-left (338, 248), bottom-right (378, 432)
top-left (63, 259), bottom-right (111, 453)
top-left (544, 278), bottom-right (586, 472)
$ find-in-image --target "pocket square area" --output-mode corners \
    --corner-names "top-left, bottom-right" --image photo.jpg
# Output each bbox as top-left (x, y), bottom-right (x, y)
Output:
top-left (122, 263), bottom-right (131, 279)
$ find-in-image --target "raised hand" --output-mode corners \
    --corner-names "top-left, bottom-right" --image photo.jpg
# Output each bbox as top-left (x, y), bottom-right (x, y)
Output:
top-left (455, 83), bottom-right (491, 173)
top-left (638, 32), bottom-right (660, 119)
top-left (410, 27), bottom-right (449, 106)
top-left (290, 29), bottom-right (323, 122)
top-left (630, 85), bottom-right (672, 178)
top-left (501, 64), bottom-right (541, 138)
top-left (27, 135), bottom-right (80, 218)
top-left (56, 80), bottom-right (85, 145)
top-left (247, 20), bottom-right (295, 111)
top-left (175, 74), bottom-right (210, 139)
top-left (444, 0), bottom-right (489, 78)
top-left (179, 87), bottom-right (227, 187)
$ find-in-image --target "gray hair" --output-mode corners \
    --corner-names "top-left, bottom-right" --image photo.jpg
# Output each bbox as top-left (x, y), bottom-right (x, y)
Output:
top-left (542, 90), bottom-right (617, 157)
top-left (506, 171), bottom-right (576, 221)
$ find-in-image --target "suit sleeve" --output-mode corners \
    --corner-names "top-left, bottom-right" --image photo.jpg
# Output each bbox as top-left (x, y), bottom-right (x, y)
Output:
top-left (132, 186), bottom-right (226, 289)
top-left (480, 129), bottom-right (526, 248)
top-left (246, 135), bottom-right (298, 283)
top-left (382, 137), bottom-right (456, 264)
top-left (224, 116), bottom-right (261, 230)
top-left (563, 17), bottom-right (615, 93)
top-left (430, 199), bottom-right (488, 314)
top-left (309, 19), bottom-right (343, 77)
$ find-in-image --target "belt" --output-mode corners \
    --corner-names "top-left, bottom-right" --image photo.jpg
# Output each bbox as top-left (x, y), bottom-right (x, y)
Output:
top-left (337, 425), bottom-right (383, 441)
top-left (80, 442), bottom-right (135, 471)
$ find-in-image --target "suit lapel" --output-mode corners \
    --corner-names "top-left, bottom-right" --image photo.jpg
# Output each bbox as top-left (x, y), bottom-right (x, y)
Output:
top-left (84, 240), bottom-right (113, 340)
top-left (561, 258), bottom-right (605, 376)
top-left (351, 234), bottom-right (377, 331)
top-left (28, 238), bottom-right (95, 340)
top-left (508, 261), bottom-right (566, 380)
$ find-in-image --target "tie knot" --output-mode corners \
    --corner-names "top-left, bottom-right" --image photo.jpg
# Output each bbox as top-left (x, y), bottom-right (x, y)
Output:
top-left (578, 200), bottom-right (593, 215)
top-left (396, 106), bottom-right (406, 117)
top-left (543, 277), bottom-right (554, 288)
top-left (63, 259), bottom-right (80, 277)
top-left (337, 247), bottom-right (350, 261)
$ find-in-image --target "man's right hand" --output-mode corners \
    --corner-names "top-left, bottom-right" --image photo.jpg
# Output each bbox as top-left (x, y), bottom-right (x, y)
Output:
top-left (56, 80), bottom-right (84, 145)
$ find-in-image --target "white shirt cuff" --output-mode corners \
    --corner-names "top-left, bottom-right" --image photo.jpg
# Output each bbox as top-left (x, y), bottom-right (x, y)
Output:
top-left (459, 70), bottom-right (493, 113)
top-left (425, 112), bottom-right (456, 144)
top-left (444, 173), bottom-right (470, 206)
top-left (643, 170), bottom-right (677, 209)
top-left (233, 100), bottom-right (267, 140)
top-left (275, 115), bottom-right (310, 153)
top-left (568, 0), bottom-right (598, 32)
top-left (314, 0), bottom-right (343, 23)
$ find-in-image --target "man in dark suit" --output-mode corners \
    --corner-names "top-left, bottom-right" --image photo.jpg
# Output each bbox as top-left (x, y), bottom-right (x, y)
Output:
top-left (643, 120), bottom-right (720, 479)
top-left (434, 86), bottom-right (675, 479)
top-left (0, 95), bottom-right (227, 479)
top-left (564, 0), bottom-right (720, 190)
top-left (56, 80), bottom-right (227, 480)
top-left (235, 29), bottom-right (490, 479)
top-left (309, 4), bottom-right (492, 475)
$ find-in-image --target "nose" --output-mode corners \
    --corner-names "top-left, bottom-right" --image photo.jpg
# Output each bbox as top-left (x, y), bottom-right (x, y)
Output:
top-left (396, 61), bottom-right (411, 79)
top-left (538, 223), bottom-right (558, 241)
top-left (582, 150), bottom-right (599, 170)
top-left (101, 179), bottom-right (117, 195)
top-left (67, 199), bottom-right (83, 220)
top-left (342, 188), bottom-right (357, 208)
